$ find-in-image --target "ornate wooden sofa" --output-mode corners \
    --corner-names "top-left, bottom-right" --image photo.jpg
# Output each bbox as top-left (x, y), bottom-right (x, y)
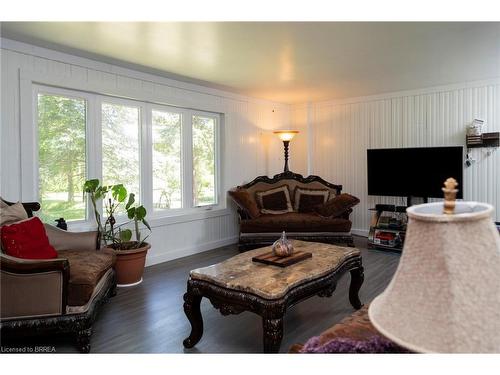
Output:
top-left (0, 200), bottom-right (116, 353)
top-left (231, 171), bottom-right (356, 251)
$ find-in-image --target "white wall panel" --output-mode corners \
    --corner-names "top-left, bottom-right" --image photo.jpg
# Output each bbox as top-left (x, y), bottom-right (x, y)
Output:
top-left (0, 40), bottom-right (290, 266)
top-left (297, 82), bottom-right (500, 235)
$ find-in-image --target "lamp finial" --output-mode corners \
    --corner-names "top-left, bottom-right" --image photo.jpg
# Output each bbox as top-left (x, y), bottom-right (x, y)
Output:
top-left (442, 177), bottom-right (458, 215)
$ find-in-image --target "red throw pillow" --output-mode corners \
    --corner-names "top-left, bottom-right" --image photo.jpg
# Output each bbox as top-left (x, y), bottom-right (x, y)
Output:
top-left (1, 217), bottom-right (57, 259)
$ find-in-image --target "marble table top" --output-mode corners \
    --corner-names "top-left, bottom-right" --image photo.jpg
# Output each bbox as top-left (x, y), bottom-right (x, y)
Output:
top-left (190, 240), bottom-right (361, 299)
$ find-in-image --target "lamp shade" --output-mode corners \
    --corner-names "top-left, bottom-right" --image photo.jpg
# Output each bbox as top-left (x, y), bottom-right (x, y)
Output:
top-left (368, 201), bottom-right (500, 353)
top-left (273, 130), bottom-right (299, 142)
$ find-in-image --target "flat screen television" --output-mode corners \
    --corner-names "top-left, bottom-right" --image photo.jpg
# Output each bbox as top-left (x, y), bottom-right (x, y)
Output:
top-left (367, 146), bottom-right (463, 199)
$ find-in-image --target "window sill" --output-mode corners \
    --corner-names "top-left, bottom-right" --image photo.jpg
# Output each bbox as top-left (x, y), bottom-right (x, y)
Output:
top-left (65, 206), bottom-right (231, 232)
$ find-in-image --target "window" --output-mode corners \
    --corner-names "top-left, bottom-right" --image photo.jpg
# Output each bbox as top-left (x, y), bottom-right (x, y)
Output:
top-left (33, 85), bottom-right (221, 226)
top-left (192, 115), bottom-right (217, 206)
top-left (152, 109), bottom-right (182, 210)
top-left (101, 102), bottom-right (141, 198)
top-left (37, 93), bottom-right (87, 222)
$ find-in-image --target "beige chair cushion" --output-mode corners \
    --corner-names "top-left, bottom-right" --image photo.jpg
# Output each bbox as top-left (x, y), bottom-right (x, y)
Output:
top-left (44, 224), bottom-right (98, 252)
top-left (0, 198), bottom-right (8, 209)
top-left (0, 202), bottom-right (28, 226)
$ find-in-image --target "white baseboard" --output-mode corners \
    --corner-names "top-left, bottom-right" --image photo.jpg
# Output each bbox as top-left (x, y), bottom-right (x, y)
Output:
top-left (145, 236), bottom-right (239, 267)
top-left (145, 230), bottom-right (369, 267)
top-left (352, 228), bottom-right (369, 237)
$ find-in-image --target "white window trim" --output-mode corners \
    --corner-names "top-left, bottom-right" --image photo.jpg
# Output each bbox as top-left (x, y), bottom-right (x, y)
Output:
top-left (191, 110), bottom-right (221, 209)
top-left (23, 80), bottom-right (225, 231)
top-left (150, 103), bottom-right (186, 215)
top-left (99, 96), bottom-right (146, 212)
top-left (31, 84), bottom-right (95, 226)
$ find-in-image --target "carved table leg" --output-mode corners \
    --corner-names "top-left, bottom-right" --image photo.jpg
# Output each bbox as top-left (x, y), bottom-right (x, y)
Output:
top-left (262, 317), bottom-right (284, 353)
top-left (182, 291), bottom-right (204, 348)
top-left (76, 328), bottom-right (92, 353)
top-left (349, 266), bottom-right (364, 310)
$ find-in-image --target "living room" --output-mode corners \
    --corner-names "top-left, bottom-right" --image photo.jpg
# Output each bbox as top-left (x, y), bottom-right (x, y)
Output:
top-left (1, 1), bottom-right (500, 373)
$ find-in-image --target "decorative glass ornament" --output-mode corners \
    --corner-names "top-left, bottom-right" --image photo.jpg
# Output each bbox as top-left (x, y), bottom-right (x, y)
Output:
top-left (272, 231), bottom-right (294, 257)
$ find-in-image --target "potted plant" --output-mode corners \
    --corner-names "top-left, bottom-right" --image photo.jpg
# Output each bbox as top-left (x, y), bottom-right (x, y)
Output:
top-left (84, 179), bottom-right (151, 287)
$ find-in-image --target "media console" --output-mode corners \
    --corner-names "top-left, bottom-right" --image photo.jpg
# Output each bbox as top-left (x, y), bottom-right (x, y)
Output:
top-left (368, 204), bottom-right (408, 252)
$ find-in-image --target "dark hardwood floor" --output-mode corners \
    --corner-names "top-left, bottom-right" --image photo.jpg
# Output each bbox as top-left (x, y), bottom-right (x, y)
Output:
top-left (1, 236), bottom-right (400, 353)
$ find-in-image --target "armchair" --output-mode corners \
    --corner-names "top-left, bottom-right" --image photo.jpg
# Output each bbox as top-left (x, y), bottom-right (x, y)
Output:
top-left (0, 200), bottom-right (117, 353)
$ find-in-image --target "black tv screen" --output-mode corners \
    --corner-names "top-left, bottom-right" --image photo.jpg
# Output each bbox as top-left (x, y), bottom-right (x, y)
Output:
top-left (367, 146), bottom-right (463, 199)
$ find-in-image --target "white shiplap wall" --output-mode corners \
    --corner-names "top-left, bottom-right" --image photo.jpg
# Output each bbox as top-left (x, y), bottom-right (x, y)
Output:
top-left (0, 39), bottom-right (290, 265)
top-left (2, 38), bottom-right (498, 259)
top-left (301, 81), bottom-right (500, 235)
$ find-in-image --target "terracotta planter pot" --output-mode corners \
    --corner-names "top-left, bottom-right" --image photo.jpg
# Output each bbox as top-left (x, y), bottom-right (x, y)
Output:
top-left (106, 242), bottom-right (150, 287)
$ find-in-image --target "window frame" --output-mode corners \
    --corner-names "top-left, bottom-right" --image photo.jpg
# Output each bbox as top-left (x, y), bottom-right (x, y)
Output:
top-left (149, 103), bottom-right (186, 213)
top-left (30, 84), bottom-right (223, 229)
top-left (190, 110), bottom-right (221, 208)
top-left (99, 96), bottom-right (145, 219)
top-left (33, 84), bottom-right (94, 225)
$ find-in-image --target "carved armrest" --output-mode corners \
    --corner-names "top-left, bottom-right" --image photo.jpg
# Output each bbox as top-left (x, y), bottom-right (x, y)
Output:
top-left (44, 224), bottom-right (99, 251)
top-left (0, 253), bottom-right (69, 319)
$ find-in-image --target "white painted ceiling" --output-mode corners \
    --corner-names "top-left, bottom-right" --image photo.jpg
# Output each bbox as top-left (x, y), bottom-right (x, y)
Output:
top-left (1, 22), bottom-right (499, 103)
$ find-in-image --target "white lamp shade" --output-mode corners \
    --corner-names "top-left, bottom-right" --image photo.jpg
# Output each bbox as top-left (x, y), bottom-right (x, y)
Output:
top-left (273, 130), bottom-right (299, 141)
top-left (369, 201), bottom-right (500, 353)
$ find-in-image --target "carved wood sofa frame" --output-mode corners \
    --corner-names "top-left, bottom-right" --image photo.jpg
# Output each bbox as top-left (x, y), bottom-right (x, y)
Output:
top-left (0, 200), bottom-right (117, 353)
top-left (235, 171), bottom-right (355, 251)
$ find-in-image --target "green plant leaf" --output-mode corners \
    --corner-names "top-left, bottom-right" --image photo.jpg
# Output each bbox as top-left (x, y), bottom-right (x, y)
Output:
top-left (119, 229), bottom-right (132, 242)
top-left (83, 179), bottom-right (100, 193)
top-left (135, 205), bottom-right (147, 220)
top-left (125, 193), bottom-right (135, 210)
top-left (127, 206), bottom-right (136, 220)
top-left (94, 185), bottom-right (109, 200)
top-left (142, 219), bottom-right (151, 231)
top-left (112, 184), bottom-right (128, 202)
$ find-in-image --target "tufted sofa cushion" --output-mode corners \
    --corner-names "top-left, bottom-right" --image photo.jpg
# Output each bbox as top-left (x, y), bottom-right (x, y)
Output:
top-left (58, 248), bottom-right (116, 306)
top-left (240, 212), bottom-right (352, 233)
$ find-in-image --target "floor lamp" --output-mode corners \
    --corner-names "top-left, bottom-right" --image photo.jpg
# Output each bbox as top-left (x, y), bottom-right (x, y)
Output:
top-left (273, 130), bottom-right (299, 172)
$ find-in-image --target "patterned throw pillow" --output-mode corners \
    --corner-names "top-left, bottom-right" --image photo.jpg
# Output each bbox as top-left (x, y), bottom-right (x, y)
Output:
top-left (228, 189), bottom-right (261, 218)
top-left (255, 185), bottom-right (293, 214)
top-left (314, 193), bottom-right (360, 218)
top-left (293, 187), bottom-right (329, 213)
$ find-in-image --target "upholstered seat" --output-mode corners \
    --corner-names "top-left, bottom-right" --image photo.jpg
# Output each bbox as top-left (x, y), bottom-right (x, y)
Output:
top-left (1, 199), bottom-right (117, 352)
top-left (58, 249), bottom-right (116, 306)
top-left (240, 212), bottom-right (352, 233)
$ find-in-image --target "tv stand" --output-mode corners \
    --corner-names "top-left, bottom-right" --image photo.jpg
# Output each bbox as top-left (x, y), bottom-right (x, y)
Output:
top-left (368, 204), bottom-right (408, 252)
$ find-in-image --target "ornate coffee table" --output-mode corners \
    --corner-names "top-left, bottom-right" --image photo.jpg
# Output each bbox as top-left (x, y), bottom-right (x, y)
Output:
top-left (182, 240), bottom-right (364, 353)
